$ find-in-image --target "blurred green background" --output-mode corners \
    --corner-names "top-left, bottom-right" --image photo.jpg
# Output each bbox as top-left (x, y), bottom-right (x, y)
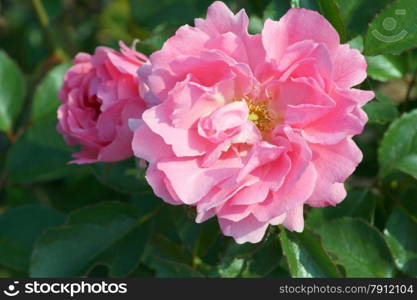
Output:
top-left (0, 0), bottom-right (287, 72)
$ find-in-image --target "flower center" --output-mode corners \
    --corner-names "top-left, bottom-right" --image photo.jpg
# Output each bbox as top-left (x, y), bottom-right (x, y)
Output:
top-left (244, 98), bottom-right (276, 133)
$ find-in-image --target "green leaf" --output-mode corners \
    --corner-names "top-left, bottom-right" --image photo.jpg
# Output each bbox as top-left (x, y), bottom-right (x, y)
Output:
top-left (384, 209), bottom-right (417, 276)
top-left (150, 257), bottom-right (205, 278)
top-left (221, 241), bottom-right (262, 263)
top-left (336, 0), bottom-right (391, 35)
top-left (307, 189), bottom-right (377, 228)
top-left (242, 236), bottom-right (282, 277)
top-left (363, 93), bottom-right (399, 124)
top-left (364, 0), bottom-right (417, 55)
top-left (268, 265), bottom-right (291, 278)
top-left (395, 155), bottom-right (417, 180)
top-left (128, 263), bottom-right (155, 277)
top-left (317, 0), bottom-right (346, 42)
top-left (316, 218), bottom-right (394, 277)
top-left (25, 118), bottom-right (70, 151)
top-left (31, 63), bottom-right (70, 123)
top-left (0, 50), bottom-right (25, 132)
top-left (145, 206), bottom-right (187, 251)
top-left (5, 119), bottom-right (77, 183)
top-left (205, 235), bottom-right (268, 278)
top-left (144, 223), bottom-right (202, 277)
top-left (130, 191), bottom-right (164, 218)
top-left (248, 16), bottom-right (263, 35)
top-left (250, 0), bottom-right (291, 34)
top-left (298, 0), bottom-right (319, 10)
top-left (348, 35), bottom-right (364, 51)
top-left (263, 0), bottom-right (291, 20)
top-left (334, 0), bottom-right (361, 24)
top-left (216, 258), bottom-right (245, 278)
top-left (0, 205), bottom-right (64, 272)
top-left (174, 215), bottom-right (219, 258)
top-left (366, 55), bottom-right (407, 81)
top-left (3, 186), bottom-right (39, 207)
top-left (291, 0), bottom-right (301, 9)
top-left (378, 109), bottom-right (417, 179)
top-left (48, 173), bottom-right (124, 213)
top-left (279, 228), bottom-right (341, 278)
top-left (91, 159), bottom-right (149, 194)
top-left (193, 219), bottom-right (220, 259)
top-left (146, 233), bottom-right (190, 265)
top-left (30, 202), bottom-right (152, 277)
top-left (399, 186), bottom-right (417, 219)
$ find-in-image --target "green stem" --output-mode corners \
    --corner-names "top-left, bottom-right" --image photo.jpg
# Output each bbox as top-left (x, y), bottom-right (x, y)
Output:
top-left (31, 0), bottom-right (68, 60)
top-left (32, 0), bottom-right (49, 28)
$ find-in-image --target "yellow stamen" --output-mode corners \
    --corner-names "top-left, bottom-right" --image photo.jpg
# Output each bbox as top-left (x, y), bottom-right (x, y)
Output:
top-left (246, 100), bottom-right (275, 132)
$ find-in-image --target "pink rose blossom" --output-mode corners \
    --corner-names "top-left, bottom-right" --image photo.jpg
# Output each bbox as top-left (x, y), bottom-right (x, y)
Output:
top-left (57, 42), bottom-right (147, 164)
top-left (132, 2), bottom-right (374, 243)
